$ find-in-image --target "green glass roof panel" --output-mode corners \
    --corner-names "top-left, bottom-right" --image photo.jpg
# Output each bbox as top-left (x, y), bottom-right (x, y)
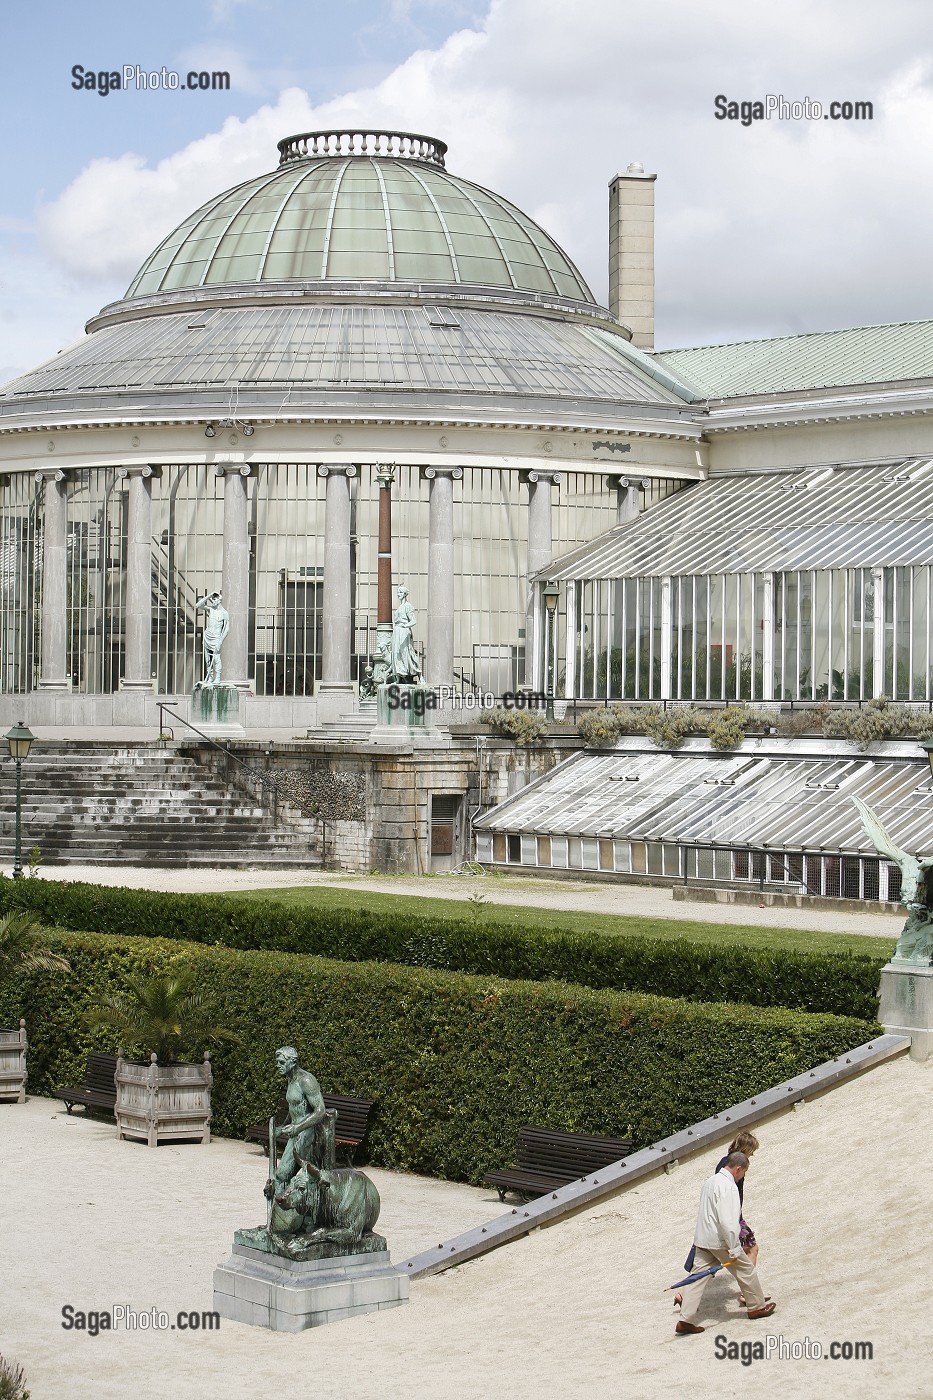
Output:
top-left (125, 144), bottom-right (597, 303)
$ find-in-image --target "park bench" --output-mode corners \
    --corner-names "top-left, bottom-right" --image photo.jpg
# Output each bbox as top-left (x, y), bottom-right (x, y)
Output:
top-left (484, 1124), bottom-right (635, 1202)
top-left (56, 1053), bottom-right (118, 1117)
top-left (247, 1093), bottom-right (376, 1164)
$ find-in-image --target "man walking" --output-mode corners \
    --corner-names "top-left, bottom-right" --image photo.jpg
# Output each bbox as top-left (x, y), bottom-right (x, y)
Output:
top-left (675, 1151), bottom-right (776, 1335)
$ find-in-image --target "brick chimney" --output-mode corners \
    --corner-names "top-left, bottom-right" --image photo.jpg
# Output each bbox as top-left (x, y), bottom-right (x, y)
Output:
top-left (609, 162), bottom-right (656, 349)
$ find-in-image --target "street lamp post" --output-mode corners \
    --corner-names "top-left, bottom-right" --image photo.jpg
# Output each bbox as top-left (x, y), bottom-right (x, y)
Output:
top-left (5, 720), bottom-right (35, 879)
top-left (543, 582), bottom-right (560, 721)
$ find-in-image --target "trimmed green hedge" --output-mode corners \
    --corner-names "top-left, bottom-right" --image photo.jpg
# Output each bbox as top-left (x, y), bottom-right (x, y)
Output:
top-left (0, 876), bottom-right (884, 1021)
top-left (0, 929), bottom-right (876, 1183)
top-left (1, 876), bottom-right (886, 1020)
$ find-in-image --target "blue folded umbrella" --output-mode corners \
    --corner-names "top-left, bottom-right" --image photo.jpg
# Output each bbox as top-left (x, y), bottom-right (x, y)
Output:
top-left (666, 1258), bottom-right (736, 1291)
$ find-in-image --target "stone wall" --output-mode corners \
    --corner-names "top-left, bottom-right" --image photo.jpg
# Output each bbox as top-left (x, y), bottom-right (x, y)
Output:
top-left (191, 733), bottom-right (578, 874)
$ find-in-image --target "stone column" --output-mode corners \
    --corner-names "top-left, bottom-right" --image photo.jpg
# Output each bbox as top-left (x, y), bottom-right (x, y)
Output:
top-left (318, 464), bottom-right (356, 709)
top-left (612, 475), bottom-right (645, 525)
top-left (215, 464), bottom-right (252, 690)
top-left (120, 466), bottom-right (159, 690)
top-left (35, 469), bottom-right (70, 690)
top-left (423, 466), bottom-right (461, 688)
top-left (525, 470), bottom-right (562, 688)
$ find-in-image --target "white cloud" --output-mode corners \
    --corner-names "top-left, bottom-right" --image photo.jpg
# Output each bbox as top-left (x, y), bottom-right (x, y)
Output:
top-left (29, 0), bottom-right (933, 346)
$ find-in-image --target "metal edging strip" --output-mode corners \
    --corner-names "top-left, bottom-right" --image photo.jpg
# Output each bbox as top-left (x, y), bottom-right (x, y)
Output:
top-left (397, 1033), bottom-right (909, 1281)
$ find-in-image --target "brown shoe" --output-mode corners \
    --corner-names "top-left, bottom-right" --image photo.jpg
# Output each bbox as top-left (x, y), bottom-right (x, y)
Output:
top-left (675, 1321), bottom-right (705, 1335)
top-left (747, 1301), bottom-right (776, 1320)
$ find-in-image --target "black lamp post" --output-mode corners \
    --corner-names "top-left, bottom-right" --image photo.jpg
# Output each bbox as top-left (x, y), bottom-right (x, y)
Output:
top-left (543, 582), bottom-right (560, 721)
top-left (5, 720), bottom-right (35, 879)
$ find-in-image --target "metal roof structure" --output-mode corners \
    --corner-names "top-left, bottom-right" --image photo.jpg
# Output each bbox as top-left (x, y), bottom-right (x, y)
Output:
top-left (127, 131), bottom-right (595, 304)
top-left (0, 302), bottom-right (688, 421)
top-left (474, 737), bottom-right (933, 856)
top-left (654, 319), bottom-right (933, 400)
top-left (541, 459), bottom-right (933, 579)
top-left (0, 129), bottom-right (710, 437)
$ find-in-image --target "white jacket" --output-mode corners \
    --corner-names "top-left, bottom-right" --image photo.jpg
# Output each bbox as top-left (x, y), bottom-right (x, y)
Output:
top-left (693, 1168), bottom-right (743, 1259)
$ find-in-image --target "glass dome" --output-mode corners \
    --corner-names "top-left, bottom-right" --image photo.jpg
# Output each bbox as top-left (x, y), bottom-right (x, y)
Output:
top-left (126, 129), bottom-right (596, 305)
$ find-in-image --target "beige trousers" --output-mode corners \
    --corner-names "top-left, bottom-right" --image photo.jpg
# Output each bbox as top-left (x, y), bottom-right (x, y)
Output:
top-left (678, 1247), bottom-right (766, 1323)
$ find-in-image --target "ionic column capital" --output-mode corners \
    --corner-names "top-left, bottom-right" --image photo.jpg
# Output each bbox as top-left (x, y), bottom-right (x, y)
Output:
top-left (34, 468), bottom-right (67, 484)
top-left (317, 464), bottom-right (358, 479)
top-left (422, 466), bottom-right (463, 480)
top-left (524, 469), bottom-right (563, 487)
top-left (214, 463), bottom-right (253, 478)
top-left (117, 464), bottom-right (162, 480)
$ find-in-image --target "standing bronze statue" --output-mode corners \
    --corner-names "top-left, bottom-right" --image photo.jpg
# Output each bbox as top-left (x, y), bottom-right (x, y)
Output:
top-left (264, 1046), bottom-right (332, 1201)
top-left (237, 1048), bottom-right (386, 1262)
top-left (390, 585), bottom-right (422, 684)
top-left (194, 590), bottom-right (229, 688)
top-left (853, 796), bottom-right (933, 963)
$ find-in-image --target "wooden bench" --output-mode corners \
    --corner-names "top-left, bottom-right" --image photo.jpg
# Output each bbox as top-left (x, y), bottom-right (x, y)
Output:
top-left (56, 1053), bottom-right (118, 1117)
top-left (484, 1124), bottom-right (634, 1202)
top-left (247, 1093), bottom-right (376, 1164)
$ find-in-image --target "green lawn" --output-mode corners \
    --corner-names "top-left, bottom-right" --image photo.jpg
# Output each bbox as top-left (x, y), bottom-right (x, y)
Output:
top-left (236, 883), bottom-right (897, 960)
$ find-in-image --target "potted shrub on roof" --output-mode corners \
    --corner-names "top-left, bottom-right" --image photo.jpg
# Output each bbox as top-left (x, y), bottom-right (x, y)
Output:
top-left (87, 969), bottom-right (235, 1147)
top-left (0, 911), bottom-right (69, 1104)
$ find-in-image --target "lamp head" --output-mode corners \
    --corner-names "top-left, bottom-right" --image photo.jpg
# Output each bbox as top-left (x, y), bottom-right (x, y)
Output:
top-left (5, 719), bottom-right (35, 762)
top-left (543, 581), bottom-right (560, 614)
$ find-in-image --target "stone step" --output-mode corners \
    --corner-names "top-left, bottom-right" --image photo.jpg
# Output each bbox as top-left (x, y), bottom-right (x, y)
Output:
top-left (1, 740), bottom-right (327, 870)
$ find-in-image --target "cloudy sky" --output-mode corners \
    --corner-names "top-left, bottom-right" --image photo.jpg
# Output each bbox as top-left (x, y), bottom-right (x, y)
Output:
top-left (3, 0), bottom-right (933, 383)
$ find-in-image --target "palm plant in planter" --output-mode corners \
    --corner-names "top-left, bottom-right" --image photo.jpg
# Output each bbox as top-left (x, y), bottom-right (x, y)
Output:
top-left (0, 912), bottom-right (69, 1104)
top-left (87, 970), bottom-right (235, 1147)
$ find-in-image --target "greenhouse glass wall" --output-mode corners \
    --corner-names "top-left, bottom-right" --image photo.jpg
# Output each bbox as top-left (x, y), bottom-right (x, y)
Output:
top-left (542, 460), bottom-right (933, 703)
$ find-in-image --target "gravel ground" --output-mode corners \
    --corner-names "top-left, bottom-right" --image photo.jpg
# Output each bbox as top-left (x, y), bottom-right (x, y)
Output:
top-left (2, 1052), bottom-right (930, 1400)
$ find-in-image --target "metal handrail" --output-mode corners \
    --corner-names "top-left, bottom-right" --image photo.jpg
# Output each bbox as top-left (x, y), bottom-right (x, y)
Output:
top-left (156, 702), bottom-right (283, 821)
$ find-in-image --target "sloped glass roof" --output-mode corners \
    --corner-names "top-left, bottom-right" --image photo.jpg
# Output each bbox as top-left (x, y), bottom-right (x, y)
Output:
top-left (475, 737), bottom-right (931, 854)
top-left (543, 460), bottom-right (933, 579)
top-left (0, 301), bottom-right (685, 415)
top-left (126, 131), bottom-right (596, 305)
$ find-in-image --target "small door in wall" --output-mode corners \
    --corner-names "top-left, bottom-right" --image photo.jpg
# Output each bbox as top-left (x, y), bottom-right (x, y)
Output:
top-left (430, 794), bottom-right (461, 872)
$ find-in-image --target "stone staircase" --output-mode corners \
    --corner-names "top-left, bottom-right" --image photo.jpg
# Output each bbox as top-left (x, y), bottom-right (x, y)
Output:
top-left (0, 742), bottom-right (323, 869)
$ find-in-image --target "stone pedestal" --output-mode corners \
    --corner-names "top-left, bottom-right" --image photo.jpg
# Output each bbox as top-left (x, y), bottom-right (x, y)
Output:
top-left (213, 1242), bottom-right (408, 1331)
top-left (376, 683), bottom-right (431, 728)
top-left (192, 684), bottom-right (244, 737)
top-left (879, 960), bottom-right (933, 1060)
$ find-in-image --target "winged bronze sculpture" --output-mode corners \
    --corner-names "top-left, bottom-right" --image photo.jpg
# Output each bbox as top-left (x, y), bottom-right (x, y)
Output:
top-left (852, 795), bottom-right (933, 964)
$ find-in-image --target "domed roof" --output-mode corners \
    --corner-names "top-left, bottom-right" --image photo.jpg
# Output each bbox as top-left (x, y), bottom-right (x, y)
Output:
top-left (126, 129), bottom-right (596, 305)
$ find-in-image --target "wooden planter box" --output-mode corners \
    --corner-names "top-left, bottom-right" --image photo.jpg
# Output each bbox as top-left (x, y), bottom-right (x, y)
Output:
top-left (115, 1051), bottom-right (212, 1147)
top-left (0, 1020), bottom-right (27, 1103)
